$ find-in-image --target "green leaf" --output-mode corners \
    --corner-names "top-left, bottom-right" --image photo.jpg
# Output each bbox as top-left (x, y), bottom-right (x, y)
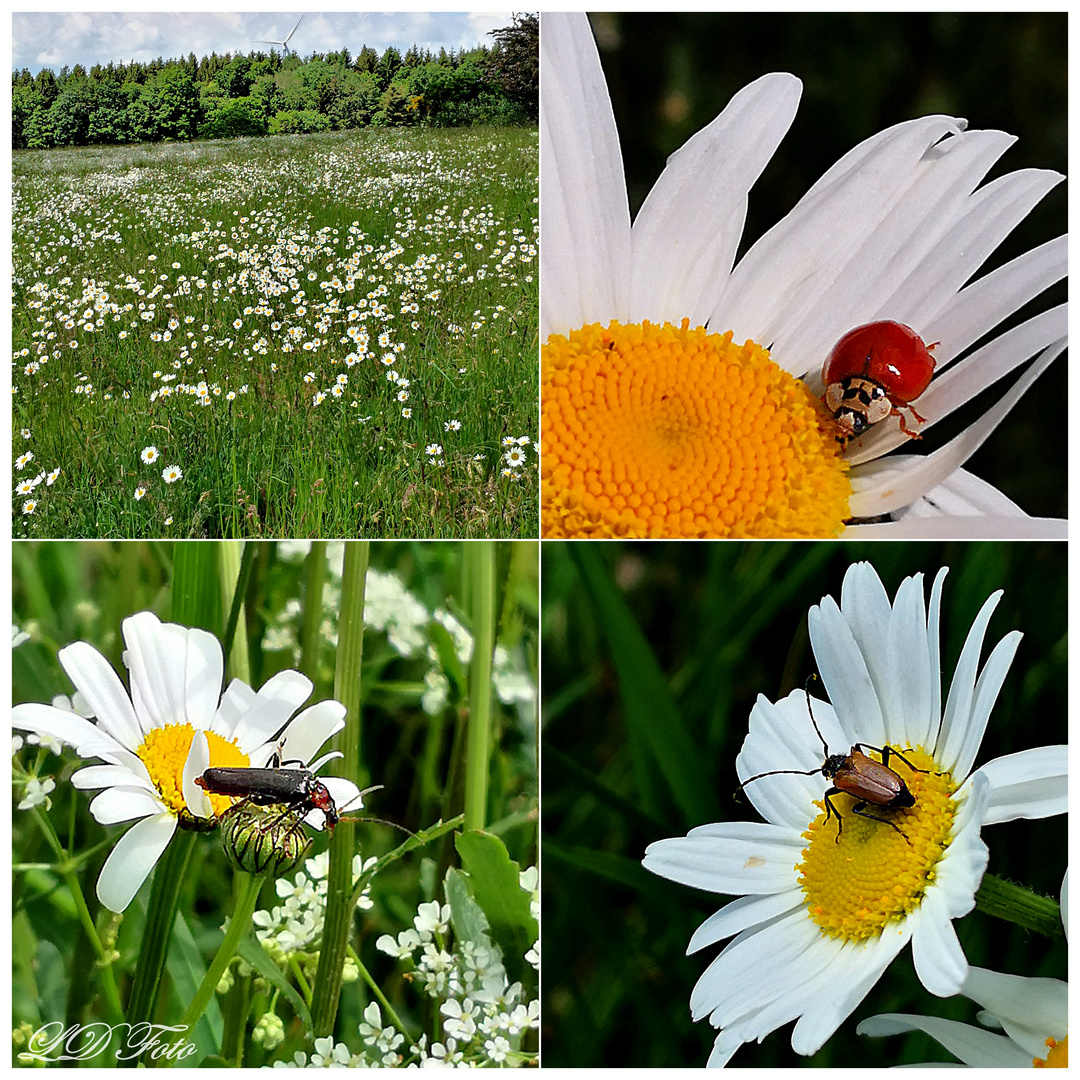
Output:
top-left (445, 866), bottom-right (492, 947)
top-left (454, 831), bottom-right (536, 962)
top-left (569, 546), bottom-right (713, 825)
top-left (236, 934), bottom-right (313, 1031)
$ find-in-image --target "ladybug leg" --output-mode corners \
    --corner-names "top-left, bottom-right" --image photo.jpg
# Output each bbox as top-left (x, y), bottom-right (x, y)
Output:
top-left (894, 407), bottom-right (926, 440)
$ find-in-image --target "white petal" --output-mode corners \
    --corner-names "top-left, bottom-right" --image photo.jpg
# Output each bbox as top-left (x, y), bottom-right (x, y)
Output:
top-left (846, 514), bottom-right (1066, 539)
top-left (935, 589), bottom-right (1005, 774)
top-left (687, 891), bottom-right (805, 955)
top-left (784, 128), bottom-right (1019, 376)
top-left (643, 824), bottom-right (804, 895)
top-left (737, 691), bottom-right (845, 832)
top-left (884, 171), bottom-right (1063, 340)
top-left (630, 72), bottom-right (801, 325)
top-left (962, 966), bottom-right (1068, 1056)
top-left (896, 465), bottom-right (1027, 520)
top-left (71, 763), bottom-right (153, 791)
top-left (974, 745), bottom-right (1067, 823)
top-left (12, 701), bottom-right (140, 771)
top-left (910, 891), bottom-right (969, 996)
top-left (322, 776), bottom-right (362, 819)
top-left (95, 812), bottom-right (176, 912)
top-left (790, 929), bottom-right (909, 1055)
top-left (954, 629), bottom-right (1023, 778)
top-left (89, 785), bottom-right (165, 824)
top-left (926, 231), bottom-right (1066, 363)
top-left (183, 729), bottom-right (214, 818)
top-left (808, 597), bottom-right (886, 747)
top-left (690, 908), bottom-right (819, 1024)
top-left (57, 640), bottom-right (142, 748)
top-left (706, 1029), bottom-right (742, 1068)
top-left (123, 612), bottom-right (223, 733)
top-left (221, 669), bottom-right (313, 749)
top-left (932, 774), bottom-right (990, 913)
top-left (718, 115), bottom-right (964, 368)
top-left (925, 567), bottom-right (949, 750)
top-left (885, 573), bottom-right (933, 749)
top-left (857, 1012), bottom-right (1032, 1066)
top-left (268, 699), bottom-right (348, 766)
top-left (540, 12), bottom-right (631, 339)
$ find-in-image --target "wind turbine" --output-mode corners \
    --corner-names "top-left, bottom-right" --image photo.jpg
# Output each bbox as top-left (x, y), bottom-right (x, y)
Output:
top-left (254, 14), bottom-right (306, 57)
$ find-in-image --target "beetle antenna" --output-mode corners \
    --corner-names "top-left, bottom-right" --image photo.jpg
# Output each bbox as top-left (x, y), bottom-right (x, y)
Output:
top-left (803, 675), bottom-right (830, 756)
top-left (733, 764), bottom-right (823, 801)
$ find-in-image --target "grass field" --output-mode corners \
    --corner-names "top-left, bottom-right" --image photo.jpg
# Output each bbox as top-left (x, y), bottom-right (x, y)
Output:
top-left (13, 126), bottom-right (538, 538)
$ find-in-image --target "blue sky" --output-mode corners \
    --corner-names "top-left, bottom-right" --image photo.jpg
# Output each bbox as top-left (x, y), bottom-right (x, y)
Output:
top-left (13, 12), bottom-right (517, 74)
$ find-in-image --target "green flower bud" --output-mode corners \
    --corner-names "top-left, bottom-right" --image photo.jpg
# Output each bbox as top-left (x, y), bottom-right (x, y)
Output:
top-left (219, 800), bottom-right (312, 877)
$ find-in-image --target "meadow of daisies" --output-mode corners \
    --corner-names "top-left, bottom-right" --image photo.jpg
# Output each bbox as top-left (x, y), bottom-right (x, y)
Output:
top-left (13, 126), bottom-right (538, 538)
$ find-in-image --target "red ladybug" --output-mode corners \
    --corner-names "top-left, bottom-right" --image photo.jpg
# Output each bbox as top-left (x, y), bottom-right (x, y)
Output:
top-left (822, 320), bottom-right (937, 443)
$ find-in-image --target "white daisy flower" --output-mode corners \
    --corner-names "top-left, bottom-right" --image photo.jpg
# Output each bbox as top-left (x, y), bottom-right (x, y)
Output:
top-left (541, 13), bottom-right (1066, 539)
top-left (642, 562), bottom-right (1067, 1066)
top-left (11, 612), bottom-right (361, 912)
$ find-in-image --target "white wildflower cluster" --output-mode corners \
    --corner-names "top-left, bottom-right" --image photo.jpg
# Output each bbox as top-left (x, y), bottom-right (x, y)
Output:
top-left (250, 850), bottom-right (376, 969)
top-left (278, 868), bottom-right (539, 1068)
top-left (264, 549), bottom-right (537, 719)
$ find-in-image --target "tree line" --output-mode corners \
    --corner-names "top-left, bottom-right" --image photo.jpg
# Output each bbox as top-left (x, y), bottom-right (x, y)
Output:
top-left (12, 13), bottom-right (537, 149)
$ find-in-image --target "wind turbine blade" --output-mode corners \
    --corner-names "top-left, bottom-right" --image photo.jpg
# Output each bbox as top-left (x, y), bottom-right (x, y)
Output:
top-left (284, 14), bottom-right (305, 45)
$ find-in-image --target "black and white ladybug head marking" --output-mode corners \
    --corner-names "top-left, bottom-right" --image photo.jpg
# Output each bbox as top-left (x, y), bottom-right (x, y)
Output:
top-left (824, 376), bottom-right (892, 439)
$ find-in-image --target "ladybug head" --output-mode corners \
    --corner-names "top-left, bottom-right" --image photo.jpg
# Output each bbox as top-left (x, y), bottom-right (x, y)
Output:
top-left (824, 376), bottom-right (892, 440)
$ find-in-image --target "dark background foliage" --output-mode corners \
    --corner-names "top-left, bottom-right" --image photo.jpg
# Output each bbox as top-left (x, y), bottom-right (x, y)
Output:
top-left (587, 12), bottom-right (1066, 518)
top-left (541, 541), bottom-right (1066, 1067)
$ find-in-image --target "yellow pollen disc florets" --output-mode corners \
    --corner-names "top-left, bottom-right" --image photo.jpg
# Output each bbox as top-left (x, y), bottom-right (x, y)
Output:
top-left (541, 319), bottom-right (851, 538)
top-left (1034, 1035), bottom-right (1068, 1068)
top-left (798, 747), bottom-right (955, 942)
top-left (138, 726), bottom-right (249, 817)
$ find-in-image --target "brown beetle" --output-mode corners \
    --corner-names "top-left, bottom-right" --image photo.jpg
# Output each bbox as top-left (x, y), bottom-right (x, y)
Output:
top-left (734, 680), bottom-right (934, 844)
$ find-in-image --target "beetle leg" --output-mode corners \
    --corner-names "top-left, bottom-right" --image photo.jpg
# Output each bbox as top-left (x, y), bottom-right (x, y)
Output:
top-left (822, 787), bottom-right (844, 842)
top-left (861, 743), bottom-right (944, 777)
top-left (850, 800), bottom-right (912, 845)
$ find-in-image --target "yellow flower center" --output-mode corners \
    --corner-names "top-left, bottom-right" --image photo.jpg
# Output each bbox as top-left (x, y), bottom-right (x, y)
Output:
top-left (798, 747), bottom-right (955, 942)
top-left (1034, 1035), bottom-right (1068, 1068)
top-left (138, 725), bottom-right (250, 817)
top-left (541, 319), bottom-right (851, 537)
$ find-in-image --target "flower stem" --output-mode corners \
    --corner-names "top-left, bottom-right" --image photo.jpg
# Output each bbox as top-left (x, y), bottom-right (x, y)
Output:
top-left (975, 873), bottom-right (1064, 938)
top-left (311, 541), bottom-right (369, 1038)
top-left (120, 828), bottom-right (199, 1065)
top-left (300, 541), bottom-right (328, 681)
top-left (177, 872), bottom-right (263, 1044)
top-left (220, 540), bottom-right (253, 680)
top-left (464, 542), bottom-right (496, 832)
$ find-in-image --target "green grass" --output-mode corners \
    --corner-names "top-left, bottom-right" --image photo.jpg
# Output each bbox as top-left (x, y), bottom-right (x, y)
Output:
top-left (13, 126), bottom-right (538, 538)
